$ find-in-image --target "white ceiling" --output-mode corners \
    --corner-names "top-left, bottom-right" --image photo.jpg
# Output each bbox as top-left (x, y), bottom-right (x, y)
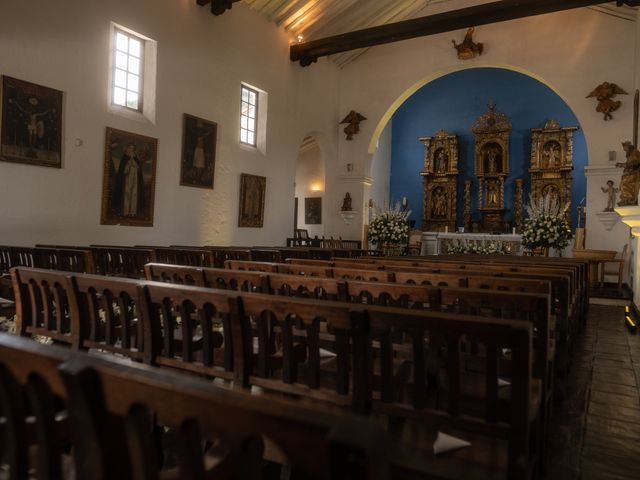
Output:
top-left (241, 0), bottom-right (637, 67)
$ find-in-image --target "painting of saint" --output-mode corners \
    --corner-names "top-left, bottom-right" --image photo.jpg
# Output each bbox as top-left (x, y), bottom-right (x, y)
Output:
top-left (180, 114), bottom-right (217, 189)
top-left (100, 127), bottom-right (158, 227)
top-left (238, 173), bottom-right (266, 227)
top-left (0, 76), bottom-right (63, 168)
top-left (305, 197), bottom-right (322, 224)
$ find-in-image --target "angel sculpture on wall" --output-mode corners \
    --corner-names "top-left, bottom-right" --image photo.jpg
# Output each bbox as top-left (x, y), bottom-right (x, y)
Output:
top-left (340, 110), bottom-right (366, 140)
top-left (586, 82), bottom-right (628, 121)
top-left (452, 27), bottom-right (483, 60)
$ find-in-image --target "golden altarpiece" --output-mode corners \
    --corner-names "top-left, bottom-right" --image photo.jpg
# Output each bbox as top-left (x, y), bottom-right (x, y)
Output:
top-left (472, 102), bottom-right (511, 231)
top-left (529, 119), bottom-right (577, 216)
top-left (419, 129), bottom-right (459, 232)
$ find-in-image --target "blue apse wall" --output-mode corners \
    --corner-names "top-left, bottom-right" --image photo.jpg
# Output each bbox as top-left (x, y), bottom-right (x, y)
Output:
top-left (390, 68), bottom-right (587, 229)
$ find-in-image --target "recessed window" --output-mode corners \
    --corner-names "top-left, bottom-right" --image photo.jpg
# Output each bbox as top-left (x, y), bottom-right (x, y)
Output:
top-left (112, 28), bottom-right (144, 112)
top-left (240, 85), bottom-right (258, 146)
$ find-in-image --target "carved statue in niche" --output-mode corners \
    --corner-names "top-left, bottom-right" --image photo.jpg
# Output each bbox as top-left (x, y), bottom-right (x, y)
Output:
top-left (616, 141), bottom-right (640, 206)
top-left (472, 101), bottom-right (511, 232)
top-left (419, 129), bottom-right (459, 231)
top-left (434, 148), bottom-right (448, 173)
top-left (529, 119), bottom-right (577, 219)
top-left (543, 141), bottom-right (561, 168)
top-left (432, 188), bottom-right (448, 217)
top-left (483, 143), bottom-right (503, 174)
top-left (341, 192), bottom-right (352, 212)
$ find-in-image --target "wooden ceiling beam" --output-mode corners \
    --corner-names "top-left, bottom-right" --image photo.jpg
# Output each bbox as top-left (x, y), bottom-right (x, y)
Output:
top-left (196, 0), bottom-right (242, 16)
top-left (291, 0), bottom-right (640, 66)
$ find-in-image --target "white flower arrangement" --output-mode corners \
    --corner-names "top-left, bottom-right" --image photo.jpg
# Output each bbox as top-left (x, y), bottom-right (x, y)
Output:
top-left (446, 239), bottom-right (507, 255)
top-left (522, 194), bottom-right (573, 251)
top-left (368, 201), bottom-right (411, 247)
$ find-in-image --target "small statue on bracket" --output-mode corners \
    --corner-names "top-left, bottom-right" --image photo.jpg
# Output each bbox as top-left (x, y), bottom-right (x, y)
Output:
top-left (601, 180), bottom-right (619, 211)
top-left (616, 141), bottom-right (640, 206)
top-left (340, 110), bottom-right (367, 140)
top-left (341, 192), bottom-right (353, 212)
top-left (452, 27), bottom-right (483, 60)
top-left (586, 82), bottom-right (628, 121)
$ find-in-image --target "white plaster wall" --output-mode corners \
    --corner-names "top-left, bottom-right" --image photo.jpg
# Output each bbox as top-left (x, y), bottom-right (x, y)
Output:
top-left (327, 7), bottom-right (636, 251)
top-left (294, 143), bottom-right (325, 238)
top-left (369, 120), bottom-right (392, 211)
top-left (0, 0), bottom-right (340, 247)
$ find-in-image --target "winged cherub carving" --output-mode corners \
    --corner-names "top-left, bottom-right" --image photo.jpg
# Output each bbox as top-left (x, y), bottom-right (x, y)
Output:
top-left (340, 111), bottom-right (366, 140)
top-left (452, 27), bottom-right (483, 60)
top-left (586, 82), bottom-right (628, 121)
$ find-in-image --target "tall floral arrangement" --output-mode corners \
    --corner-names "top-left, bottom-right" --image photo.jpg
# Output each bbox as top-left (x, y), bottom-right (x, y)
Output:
top-left (368, 201), bottom-right (411, 248)
top-left (522, 194), bottom-right (573, 251)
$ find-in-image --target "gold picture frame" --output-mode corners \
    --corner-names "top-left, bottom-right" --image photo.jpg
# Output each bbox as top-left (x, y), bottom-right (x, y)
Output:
top-left (100, 127), bottom-right (158, 227)
top-left (238, 173), bottom-right (266, 228)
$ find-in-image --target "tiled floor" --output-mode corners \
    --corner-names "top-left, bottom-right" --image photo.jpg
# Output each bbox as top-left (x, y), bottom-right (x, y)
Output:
top-left (547, 304), bottom-right (640, 480)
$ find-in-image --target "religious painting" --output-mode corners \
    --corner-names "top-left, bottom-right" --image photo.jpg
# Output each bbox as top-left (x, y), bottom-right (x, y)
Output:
top-left (0, 75), bottom-right (63, 168)
top-left (238, 173), bottom-right (266, 227)
top-left (305, 197), bottom-right (322, 224)
top-left (180, 113), bottom-right (217, 189)
top-left (100, 127), bottom-right (158, 227)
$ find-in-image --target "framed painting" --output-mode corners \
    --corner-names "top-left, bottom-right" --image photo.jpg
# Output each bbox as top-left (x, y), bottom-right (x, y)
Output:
top-left (100, 127), bottom-right (158, 227)
top-left (238, 173), bottom-right (266, 228)
top-left (180, 113), bottom-right (217, 189)
top-left (0, 75), bottom-right (63, 168)
top-left (305, 197), bottom-right (322, 224)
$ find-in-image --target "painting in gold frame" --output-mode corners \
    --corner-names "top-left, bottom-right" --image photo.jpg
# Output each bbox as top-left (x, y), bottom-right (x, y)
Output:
top-left (180, 113), bottom-right (217, 189)
top-left (238, 173), bottom-right (266, 228)
top-left (100, 127), bottom-right (158, 227)
top-left (0, 75), bottom-right (63, 168)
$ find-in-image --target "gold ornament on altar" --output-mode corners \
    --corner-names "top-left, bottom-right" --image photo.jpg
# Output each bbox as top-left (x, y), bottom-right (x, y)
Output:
top-left (472, 101), bottom-right (511, 232)
top-left (529, 119), bottom-right (577, 222)
top-left (419, 129), bottom-right (459, 232)
top-left (616, 141), bottom-right (640, 206)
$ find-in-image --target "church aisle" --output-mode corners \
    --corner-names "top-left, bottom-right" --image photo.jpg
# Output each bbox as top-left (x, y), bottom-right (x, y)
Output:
top-left (547, 305), bottom-right (640, 480)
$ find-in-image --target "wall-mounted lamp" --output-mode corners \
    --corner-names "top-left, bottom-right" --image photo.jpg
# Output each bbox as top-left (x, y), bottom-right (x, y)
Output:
top-left (310, 182), bottom-right (323, 192)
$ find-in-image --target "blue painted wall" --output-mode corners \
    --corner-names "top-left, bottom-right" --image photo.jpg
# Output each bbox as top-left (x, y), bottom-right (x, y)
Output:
top-left (390, 68), bottom-right (587, 228)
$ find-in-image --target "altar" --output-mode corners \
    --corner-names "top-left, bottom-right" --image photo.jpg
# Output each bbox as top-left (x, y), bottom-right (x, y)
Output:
top-left (421, 232), bottom-right (524, 255)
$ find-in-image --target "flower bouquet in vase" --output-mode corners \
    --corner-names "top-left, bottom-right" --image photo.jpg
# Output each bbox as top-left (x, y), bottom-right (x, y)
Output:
top-left (367, 201), bottom-right (411, 255)
top-left (522, 194), bottom-right (573, 256)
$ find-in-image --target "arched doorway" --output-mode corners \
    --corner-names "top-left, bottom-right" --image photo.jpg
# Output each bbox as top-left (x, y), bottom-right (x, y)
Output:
top-left (294, 135), bottom-right (325, 240)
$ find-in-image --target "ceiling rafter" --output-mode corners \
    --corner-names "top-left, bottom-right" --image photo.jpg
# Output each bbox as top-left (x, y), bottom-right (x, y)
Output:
top-left (290, 0), bottom-right (640, 67)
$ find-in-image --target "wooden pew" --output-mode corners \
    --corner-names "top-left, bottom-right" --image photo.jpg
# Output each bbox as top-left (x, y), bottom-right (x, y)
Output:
top-left (152, 247), bottom-right (215, 268)
top-left (0, 334), bottom-right (391, 480)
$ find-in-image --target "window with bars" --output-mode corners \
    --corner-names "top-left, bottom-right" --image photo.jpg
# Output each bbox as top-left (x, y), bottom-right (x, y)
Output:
top-left (112, 28), bottom-right (144, 112)
top-left (240, 85), bottom-right (258, 146)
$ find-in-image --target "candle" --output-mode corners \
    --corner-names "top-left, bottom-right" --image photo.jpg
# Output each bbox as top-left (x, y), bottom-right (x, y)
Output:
top-left (445, 225), bottom-right (449, 233)
top-left (402, 196), bottom-right (407, 207)
top-left (512, 227), bottom-right (516, 235)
